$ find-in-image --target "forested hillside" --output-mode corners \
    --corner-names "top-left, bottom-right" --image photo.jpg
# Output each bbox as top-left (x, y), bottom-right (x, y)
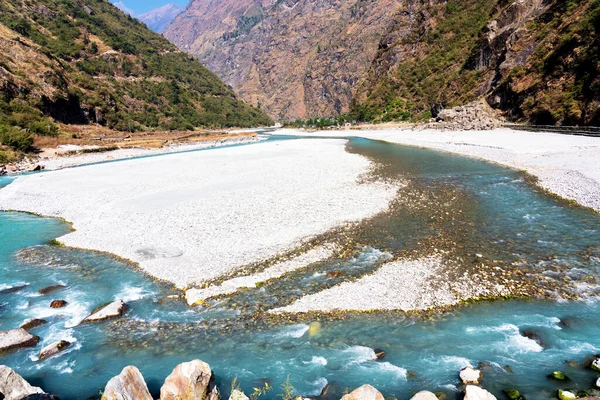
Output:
top-left (0, 0), bottom-right (272, 161)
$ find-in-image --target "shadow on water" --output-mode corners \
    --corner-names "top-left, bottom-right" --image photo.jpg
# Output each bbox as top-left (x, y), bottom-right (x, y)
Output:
top-left (1, 136), bottom-right (600, 399)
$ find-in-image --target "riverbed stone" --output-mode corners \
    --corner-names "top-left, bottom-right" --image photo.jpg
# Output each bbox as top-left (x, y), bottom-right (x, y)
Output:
top-left (460, 366), bottom-right (482, 384)
top-left (0, 365), bottom-right (45, 400)
top-left (160, 359), bottom-right (220, 400)
top-left (101, 365), bottom-right (152, 400)
top-left (410, 391), bottom-right (438, 400)
top-left (50, 300), bottom-right (67, 308)
top-left (0, 328), bottom-right (40, 352)
top-left (20, 318), bottom-right (48, 331)
top-left (0, 284), bottom-right (28, 294)
top-left (82, 299), bottom-right (127, 323)
top-left (229, 389), bottom-right (249, 400)
top-left (38, 340), bottom-right (71, 360)
top-left (340, 384), bottom-right (384, 400)
top-left (374, 348), bottom-right (386, 360)
top-left (464, 385), bottom-right (497, 400)
top-left (558, 390), bottom-right (577, 400)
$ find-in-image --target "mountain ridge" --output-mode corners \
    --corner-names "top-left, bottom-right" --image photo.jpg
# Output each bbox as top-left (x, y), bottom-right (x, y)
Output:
top-left (165, 0), bottom-right (600, 125)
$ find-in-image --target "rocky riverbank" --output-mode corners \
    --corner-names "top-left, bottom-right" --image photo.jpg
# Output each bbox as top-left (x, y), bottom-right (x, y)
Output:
top-left (3, 354), bottom-right (600, 399)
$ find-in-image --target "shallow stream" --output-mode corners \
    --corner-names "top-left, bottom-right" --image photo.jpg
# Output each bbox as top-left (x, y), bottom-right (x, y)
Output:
top-left (1, 136), bottom-right (599, 400)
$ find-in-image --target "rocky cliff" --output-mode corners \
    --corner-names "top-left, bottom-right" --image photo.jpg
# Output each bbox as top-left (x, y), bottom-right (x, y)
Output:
top-left (138, 4), bottom-right (184, 33)
top-left (165, 0), bottom-right (599, 125)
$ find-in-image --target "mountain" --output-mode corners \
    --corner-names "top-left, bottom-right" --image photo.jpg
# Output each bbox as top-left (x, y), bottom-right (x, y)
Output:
top-left (138, 4), bottom-right (184, 33)
top-left (112, 1), bottom-right (135, 16)
top-left (165, 0), bottom-right (600, 125)
top-left (0, 0), bottom-right (272, 146)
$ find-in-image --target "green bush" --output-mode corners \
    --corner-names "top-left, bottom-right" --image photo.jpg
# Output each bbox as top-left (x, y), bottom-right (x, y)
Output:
top-left (0, 125), bottom-right (34, 152)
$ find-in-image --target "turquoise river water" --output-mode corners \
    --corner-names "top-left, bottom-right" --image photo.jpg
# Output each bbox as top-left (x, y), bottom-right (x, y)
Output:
top-left (1, 136), bottom-right (600, 400)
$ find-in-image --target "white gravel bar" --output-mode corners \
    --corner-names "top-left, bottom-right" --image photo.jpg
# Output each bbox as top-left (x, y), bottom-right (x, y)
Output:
top-left (0, 139), bottom-right (395, 288)
top-left (270, 256), bottom-right (508, 313)
top-left (185, 244), bottom-right (335, 305)
top-left (279, 128), bottom-right (600, 212)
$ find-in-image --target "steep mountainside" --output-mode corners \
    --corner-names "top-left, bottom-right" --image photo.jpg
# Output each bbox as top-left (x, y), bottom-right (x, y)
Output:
top-left (0, 0), bottom-right (272, 139)
top-left (165, 0), bottom-right (600, 125)
top-left (138, 4), bottom-right (184, 33)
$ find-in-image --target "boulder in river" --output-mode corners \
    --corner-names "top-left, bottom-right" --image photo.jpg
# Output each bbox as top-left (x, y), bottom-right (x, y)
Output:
top-left (557, 390), bottom-right (577, 400)
top-left (548, 371), bottom-right (570, 381)
top-left (82, 299), bottom-right (127, 323)
top-left (503, 389), bottom-right (524, 400)
top-left (410, 391), bottom-right (438, 400)
top-left (460, 366), bottom-right (482, 384)
top-left (592, 357), bottom-right (600, 371)
top-left (0, 328), bottom-right (40, 352)
top-left (520, 329), bottom-right (546, 348)
top-left (39, 285), bottom-right (67, 295)
top-left (101, 365), bottom-right (152, 400)
top-left (374, 348), bottom-right (386, 360)
top-left (50, 300), bottom-right (67, 308)
top-left (160, 359), bottom-right (220, 400)
top-left (0, 365), bottom-right (45, 400)
top-left (229, 389), bottom-right (249, 400)
top-left (340, 385), bottom-right (384, 400)
top-left (38, 340), bottom-right (71, 360)
top-left (464, 385), bottom-right (497, 400)
top-left (0, 284), bottom-right (28, 295)
top-left (596, 376), bottom-right (600, 388)
top-left (20, 318), bottom-right (48, 331)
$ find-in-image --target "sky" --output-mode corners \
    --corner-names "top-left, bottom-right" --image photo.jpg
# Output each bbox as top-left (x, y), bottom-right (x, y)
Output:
top-left (111, 0), bottom-right (189, 15)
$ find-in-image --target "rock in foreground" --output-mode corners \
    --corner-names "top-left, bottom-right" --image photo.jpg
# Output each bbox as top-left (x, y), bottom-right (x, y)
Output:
top-left (465, 385), bottom-right (497, 400)
top-left (410, 391), bottom-right (438, 400)
top-left (0, 329), bottom-right (40, 352)
top-left (341, 384), bottom-right (385, 400)
top-left (101, 366), bottom-right (152, 400)
top-left (160, 360), bottom-right (220, 400)
top-left (229, 389), bottom-right (249, 400)
top-left (0, 365), bottom-right (45, 400)
top-left (82, 299), bottom-right (127, 323)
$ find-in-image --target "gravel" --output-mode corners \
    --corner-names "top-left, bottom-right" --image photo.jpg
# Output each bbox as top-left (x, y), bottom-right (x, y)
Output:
top-left (270, 256), bottom-right (508, 313)
top-left (279, 128), bottom-right (600, 212)
top-left (0, 139), bottom-right (395, 288)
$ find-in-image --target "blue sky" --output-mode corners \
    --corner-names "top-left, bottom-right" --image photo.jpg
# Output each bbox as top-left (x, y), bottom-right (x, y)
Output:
top-left (112, 0), bottom-right (189, 15)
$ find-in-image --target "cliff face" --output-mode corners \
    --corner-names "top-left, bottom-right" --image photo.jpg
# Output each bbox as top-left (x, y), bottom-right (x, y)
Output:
top-left (166, 0), bottom-right (599, 125)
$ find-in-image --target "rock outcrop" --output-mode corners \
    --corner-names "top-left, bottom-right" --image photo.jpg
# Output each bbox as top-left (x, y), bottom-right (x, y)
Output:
top-left (410, 391), bottom-right (438, 400)
top-left (160, 360), bottom-right (220, 400)
top-left (0, 365), bottom-right (45, 400)
top-left (430, 100), bottom-right (503, 131)
top-left (340, 384), bottom-right (385, 400)
top-left (101, 366), bottom-right (152, 400)
top-left (0, 329), bottom-right (40, 352)
top-left (82, 300), bottom-right (127, 323)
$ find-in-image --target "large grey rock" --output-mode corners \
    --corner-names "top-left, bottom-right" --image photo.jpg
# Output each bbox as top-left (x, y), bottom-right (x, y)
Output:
top-left (160, 360), bottom-right (220, 400)
top-left (340, 385), bottom-right (384, 400)
top-left (410, 391), bottom-right (438, 400)
top-left (0, 329), bottom-right (40, 352)
top-left (229, 389), bottom-right (249, 400)
top-left (101, 366), bottom-right (152, 400)
top-left (460, 366), bottom-right (482, 384)
top-left (82, 300), bottom-right (127, 323)
top-left (592, 357), bottom-right (600, 371)
top-left (465, 385), bottom-right (497, 400)
top-left (0, 365), bottom-right (45, 400)
top-left (38, 340), bottom-right (71, 361)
